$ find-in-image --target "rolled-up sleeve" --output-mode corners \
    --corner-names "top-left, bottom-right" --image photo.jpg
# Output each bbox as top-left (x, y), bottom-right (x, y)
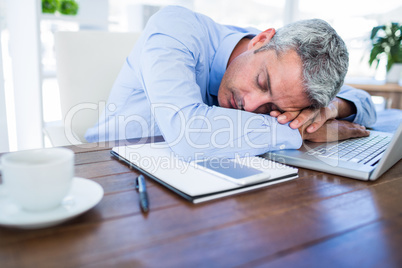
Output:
top-left (336, 85), bottom-right (377, 127)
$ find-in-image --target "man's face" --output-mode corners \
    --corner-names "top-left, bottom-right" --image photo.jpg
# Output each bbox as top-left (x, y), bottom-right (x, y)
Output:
top-left (218, 43), bottom-right (311, 115)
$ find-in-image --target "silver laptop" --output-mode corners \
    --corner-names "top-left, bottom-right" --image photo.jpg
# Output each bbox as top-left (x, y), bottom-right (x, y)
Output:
top-left (262, 123), bottom-right (402, 181)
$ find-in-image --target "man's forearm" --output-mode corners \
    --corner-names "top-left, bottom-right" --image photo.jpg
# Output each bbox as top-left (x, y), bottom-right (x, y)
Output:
top-left (336, 85), bottom-right (377, 126)
top-left (333, 97), bottom-right (357, 119)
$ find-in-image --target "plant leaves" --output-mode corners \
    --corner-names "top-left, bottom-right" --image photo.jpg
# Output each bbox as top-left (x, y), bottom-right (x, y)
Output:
top-left (369, 44), bottom-right (385, 68)
top-left (370, 25), bottom-right (385, 40)
top-left (369, 22), bottom-right (402, 71)
top-left (387, 57), bottom-right (394, 72)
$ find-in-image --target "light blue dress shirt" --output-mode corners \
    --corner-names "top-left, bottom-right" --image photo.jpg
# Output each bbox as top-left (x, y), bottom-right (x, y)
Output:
top-left (85, 6), bottom-right (376, 160)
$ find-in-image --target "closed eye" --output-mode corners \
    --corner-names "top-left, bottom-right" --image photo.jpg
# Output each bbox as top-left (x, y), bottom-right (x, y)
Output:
top-left (257, 73), bottom-right (267, 92)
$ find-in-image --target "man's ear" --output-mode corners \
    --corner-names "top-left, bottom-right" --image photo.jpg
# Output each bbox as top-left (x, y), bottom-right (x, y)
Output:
top-left (247, 28), bottom-right (276, 50)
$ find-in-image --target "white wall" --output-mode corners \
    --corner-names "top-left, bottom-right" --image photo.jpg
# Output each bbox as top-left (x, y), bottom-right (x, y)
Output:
top-left (0, 31), bottom-right (9, 153)
top-left (6, 0), bottom-right (43, 150)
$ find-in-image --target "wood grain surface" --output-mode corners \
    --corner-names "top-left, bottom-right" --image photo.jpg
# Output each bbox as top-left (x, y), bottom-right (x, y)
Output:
top-left (0, 138), bottom-right (401, 267)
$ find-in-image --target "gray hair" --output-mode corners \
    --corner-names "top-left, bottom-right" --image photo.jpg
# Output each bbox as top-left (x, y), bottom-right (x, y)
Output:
top-left (256, 19), bottom-right (349, 108)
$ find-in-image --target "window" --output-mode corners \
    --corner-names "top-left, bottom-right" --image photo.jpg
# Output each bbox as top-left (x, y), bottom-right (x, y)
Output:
top-left (1, 0), bottom-right (400, 151)
top-left (298, 0), bottom-right (402, 80)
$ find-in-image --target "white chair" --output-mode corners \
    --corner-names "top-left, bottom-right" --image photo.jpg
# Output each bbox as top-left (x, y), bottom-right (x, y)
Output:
top-left (45, 31), bottom-right (141, 146)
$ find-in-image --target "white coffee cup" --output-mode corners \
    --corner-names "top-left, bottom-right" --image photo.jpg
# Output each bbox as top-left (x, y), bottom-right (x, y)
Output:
top-left (0, 148), bottom-right (74, 211)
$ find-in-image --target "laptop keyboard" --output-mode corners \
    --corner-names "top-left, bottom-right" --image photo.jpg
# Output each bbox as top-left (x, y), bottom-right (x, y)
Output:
top-left (307, 135), bottom-right (391, 164)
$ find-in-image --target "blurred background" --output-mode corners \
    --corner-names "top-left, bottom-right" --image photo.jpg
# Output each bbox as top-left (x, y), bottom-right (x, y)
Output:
top-left (0, 0), bottom-right (401, 152)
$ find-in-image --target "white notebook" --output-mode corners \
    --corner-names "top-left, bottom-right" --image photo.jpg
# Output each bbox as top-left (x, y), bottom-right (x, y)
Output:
top-left (111, 142), bottom-right (298, 203)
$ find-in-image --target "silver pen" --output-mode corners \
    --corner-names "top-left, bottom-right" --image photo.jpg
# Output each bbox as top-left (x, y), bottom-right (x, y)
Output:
top-left (136, 174), bottom-right (149, 213)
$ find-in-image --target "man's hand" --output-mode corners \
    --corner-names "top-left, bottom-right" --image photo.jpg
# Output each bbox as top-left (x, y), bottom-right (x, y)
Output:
top-left (270, 97), bottom-right (357, 133)
top-left (298, 119), bottom-right (370, 142)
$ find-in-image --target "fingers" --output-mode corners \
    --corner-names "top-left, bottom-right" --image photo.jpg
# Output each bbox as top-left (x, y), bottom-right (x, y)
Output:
top-left (269, 110), bottom-right (281, 117)
top-left (270, 110), bottom-right (301, 124)
top-left (271, 106), bottom-right (337, 132)
top-left (351, 124), bottom-right (370, 137)
top-left (271, 109), bottom-right (317, 129)
top-left (334, 122), bottom-right (370, 141)
top-left (301, 120), bottom-right (370, 143)
top-left (302, 107), bottom-right (337, 133)
top-left (289, 108), bottom-right (319, 129)
top-left (305, 112), bottom-right (327, 133)
top-left (277, 111), bottom-right (301, 125)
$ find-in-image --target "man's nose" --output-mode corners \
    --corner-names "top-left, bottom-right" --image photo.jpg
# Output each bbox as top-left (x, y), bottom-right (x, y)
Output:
top-left (243, 93), bottom-right (270, 112)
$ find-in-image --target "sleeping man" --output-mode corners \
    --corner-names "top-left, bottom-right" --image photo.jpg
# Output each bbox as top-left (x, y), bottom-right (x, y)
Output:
top-left (85, 6), bottom-right (376, 160)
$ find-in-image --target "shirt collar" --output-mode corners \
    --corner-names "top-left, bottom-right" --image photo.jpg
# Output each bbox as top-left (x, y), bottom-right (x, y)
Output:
top-left (209, 33), bottom-right (255, 97)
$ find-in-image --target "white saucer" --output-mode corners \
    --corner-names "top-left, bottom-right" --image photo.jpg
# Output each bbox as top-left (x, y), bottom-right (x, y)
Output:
top-left (0, 177), bottom-right (104, 229)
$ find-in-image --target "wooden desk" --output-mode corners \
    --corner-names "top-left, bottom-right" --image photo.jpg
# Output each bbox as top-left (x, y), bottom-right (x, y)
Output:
top-left (1, 139), bottom-right (402, 267)
top-left (347, 83), bottom-right (402, 109)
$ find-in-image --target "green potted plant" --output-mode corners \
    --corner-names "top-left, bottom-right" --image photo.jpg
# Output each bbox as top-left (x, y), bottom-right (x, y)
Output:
top-left (58, 0), bottom-right (79, 15)
top-left (369, 22), bottom-right (402, 83)
top-left (42, 0), bottom-right (79, 16)
top-left (42, 0), bottom-right (59, 14)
